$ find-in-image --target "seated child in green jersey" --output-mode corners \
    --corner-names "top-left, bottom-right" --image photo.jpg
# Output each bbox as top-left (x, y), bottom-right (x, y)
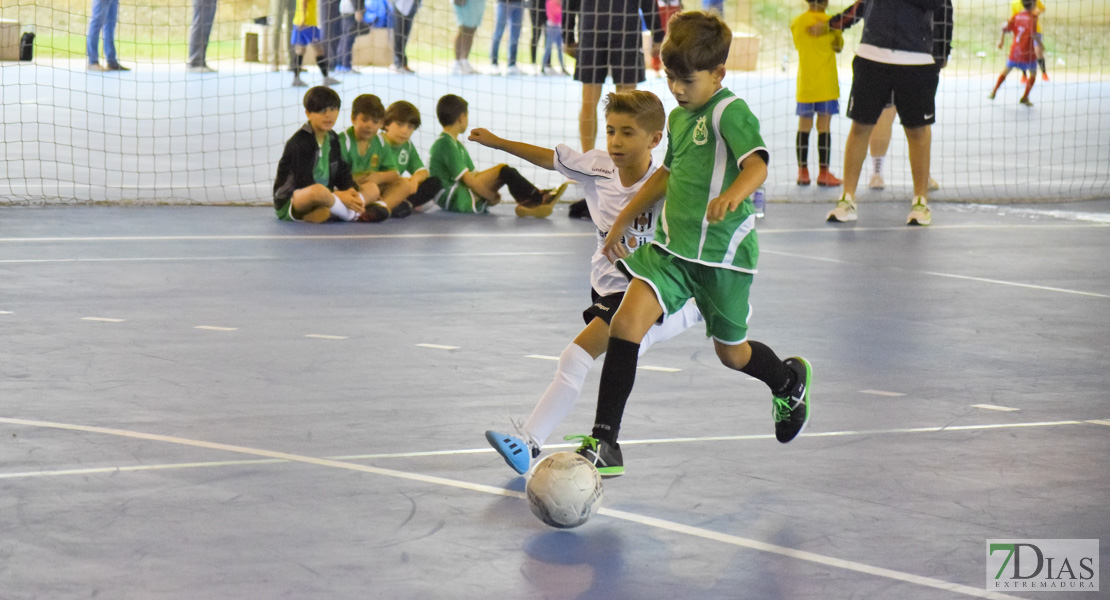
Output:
top-left (429, 94), bottom-right (568, 218)
top-left (570, 11), bottom-right (814, 477)
top-left (337, 94), bottom-right (397, 211)
top-left (357, 100), bottom-right (446, 222)
top-left (272, 86), bottom-right (364, 223)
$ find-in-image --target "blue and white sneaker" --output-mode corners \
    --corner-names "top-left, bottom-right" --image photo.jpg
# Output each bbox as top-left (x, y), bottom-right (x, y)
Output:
top-left (485, 430), bottom-right (538, 474)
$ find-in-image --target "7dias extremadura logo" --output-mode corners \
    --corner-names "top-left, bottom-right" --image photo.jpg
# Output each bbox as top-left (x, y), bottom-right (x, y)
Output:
top-left (987, 540), bottom-right (1099, 591)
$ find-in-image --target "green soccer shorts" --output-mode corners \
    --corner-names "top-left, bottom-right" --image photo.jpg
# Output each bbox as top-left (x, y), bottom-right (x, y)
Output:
top-left (274, 198), bottom-right (299, 222)
top-left (619, 244), bottom-right (753, 344)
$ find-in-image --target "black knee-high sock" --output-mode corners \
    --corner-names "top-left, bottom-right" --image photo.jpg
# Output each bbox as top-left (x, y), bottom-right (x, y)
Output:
top-left (407, 178), bottom-right (443, 206)
top-left (316, 54), bottom-right (329, 76)
top-left (796, 131), bottom-right (810, 168)
top-left (818, 132), bottom-right (832, 168)
top-left (1038, 57), bottom-right (1047, 74)
top-left (498, 165), bottom-right (543, 203)
top-left (739, 340), bottom-right (795, 397)
top-left (292, 53), bottom-right (303, 75)
top-left (591, 337), bottom-right (640, 445)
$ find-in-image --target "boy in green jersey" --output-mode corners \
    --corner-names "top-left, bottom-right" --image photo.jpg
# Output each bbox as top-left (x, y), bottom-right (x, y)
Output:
top-left (356, 100), bottom-right (448, 222)
top-left (272, 86), bottom-right (364, 223)
top-left (571, 11), bottom-right (813, 476)
top-left (338, 94), bottom-right (392, 202)
top-left (429, 94), bottom-right (567, 217)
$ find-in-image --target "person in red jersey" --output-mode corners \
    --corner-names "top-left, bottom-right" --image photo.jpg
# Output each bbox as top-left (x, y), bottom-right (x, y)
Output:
top-left (990, 0), bottom-right (1039, 106)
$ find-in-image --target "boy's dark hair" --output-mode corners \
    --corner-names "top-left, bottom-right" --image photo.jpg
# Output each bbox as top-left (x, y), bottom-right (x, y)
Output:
top-left (604, 91), bottom-right (665, 133)
top-left (1021, 0), bottom-right (1034, 9)
top-left (661, 11), bottom-right (732, 77)
top-left (436, 94), bottom-right (469, 127)
top-left (384, 100), bottom-right (422, 129)
top-left (351, 94), bottom-right (385, 121)
top-left (303, 86), bottom-right (342, 114)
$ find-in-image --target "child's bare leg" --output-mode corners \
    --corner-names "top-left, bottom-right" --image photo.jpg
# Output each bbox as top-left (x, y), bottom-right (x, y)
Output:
top-left (471, 164), bottom-right (508, 204)
top-left (991, 67), bottom-right (1013, 98)
top-left (904, 124), bottom-right (931, 199)
top-left (291, 184), bottom-right (336, 223)
top-left (842, 120), bottom-right (875, 198)
top-left (379, 179), bottom-right (414, 211)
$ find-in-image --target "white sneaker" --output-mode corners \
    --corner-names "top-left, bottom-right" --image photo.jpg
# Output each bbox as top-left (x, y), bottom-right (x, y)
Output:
top-left (906, 197), bottom-right (932, 226)
top-left (322, 75), bottom-right (341, 86)
top-left (187, 65), bottom-right (216, 74)
top-left (826, 194), bottom-right (858, 222)
top-left (928, 177), bottom-right (940, 191)
top-left (505, 64), bottom-right (522, 75)
top-left (868, 173), bottom-right (885, 190)
top-left (542, 65), bottom-right (559, 76)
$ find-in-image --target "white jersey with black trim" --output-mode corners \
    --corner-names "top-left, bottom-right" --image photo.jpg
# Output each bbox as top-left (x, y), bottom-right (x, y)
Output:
top-left (552, 144), bottom-right (662, 297)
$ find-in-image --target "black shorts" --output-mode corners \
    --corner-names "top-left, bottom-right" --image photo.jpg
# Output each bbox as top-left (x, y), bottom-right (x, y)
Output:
top-left (583, 289), bottom-right (624, 325)
top-left (573, 0), bottom-right (645, 85)
top-left (846, 56), bottom-right (939, 128)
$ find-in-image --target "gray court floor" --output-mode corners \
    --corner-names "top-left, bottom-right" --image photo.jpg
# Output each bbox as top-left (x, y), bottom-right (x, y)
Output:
top-left (1, 201), bottom-right (1108, 599)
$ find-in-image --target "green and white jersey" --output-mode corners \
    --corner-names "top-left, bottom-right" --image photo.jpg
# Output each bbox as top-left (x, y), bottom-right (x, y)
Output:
top-left (659, 87), bottom-right (768, 273)
top-left (338, 127), bottom-right (388, 175)
top-left (313, 134), bottom-right (332, 186)
top-left (428, 133), bottom-right (483, 213)
top-left (378, 133), bottom-right (427, 177)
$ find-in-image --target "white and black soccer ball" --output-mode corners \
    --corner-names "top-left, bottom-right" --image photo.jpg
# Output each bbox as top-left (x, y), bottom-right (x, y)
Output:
top-left (525, 452), bottom-right (604, 529)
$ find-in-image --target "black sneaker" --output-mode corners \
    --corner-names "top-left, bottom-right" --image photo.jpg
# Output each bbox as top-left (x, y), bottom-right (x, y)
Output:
top-left (566, 434), bottom-right (624, 477)
top-left (773, 357), bottom-right (812, 443)
top-left (390, 200), bottom-right (414, 219)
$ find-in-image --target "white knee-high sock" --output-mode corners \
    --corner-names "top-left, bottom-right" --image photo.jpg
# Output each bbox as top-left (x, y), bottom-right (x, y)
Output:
top-left (873, 155), bottom-right (885, 176)
top-left (329, 194), bottom-right (359, 221)
top-left (640, 299), bottom-right (703, 355)
top-left (522, 342), bottom-right (595, 448)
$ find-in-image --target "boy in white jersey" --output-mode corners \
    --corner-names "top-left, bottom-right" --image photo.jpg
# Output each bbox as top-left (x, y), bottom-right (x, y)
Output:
top-left (571, 11), bottom-right (813, 476)
top-left (470, 91), bottom-right (703, 475)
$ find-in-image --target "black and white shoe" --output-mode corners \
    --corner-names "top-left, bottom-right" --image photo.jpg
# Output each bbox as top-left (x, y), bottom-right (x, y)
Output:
top-left (773, 357), bottom-right (812, 443)
top-left (566, 434), bottom-right (624, 477)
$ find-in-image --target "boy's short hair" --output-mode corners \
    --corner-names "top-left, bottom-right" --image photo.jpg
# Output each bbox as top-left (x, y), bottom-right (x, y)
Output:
top-left (351, 94), bottom-right (385, 121)
top-left (436, 94), bottom-right (469, 127)
top-left (384, 100), bottom-right (422, 129)
top-left (303, 86), bottom-right (342, 114)
top-left (1021, 0), bottom-right (1034, 9)
top-left (661, 11), bottom-right (732, 77)
top-left (603, 91), bottom-right (665, 133)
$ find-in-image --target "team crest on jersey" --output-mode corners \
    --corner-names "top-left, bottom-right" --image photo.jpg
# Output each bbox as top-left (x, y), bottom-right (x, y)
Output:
top-left (692, 116), bottom-right (709, 146)
top-left (398, 148), bottom-right (409, 165)
top-left (370, 154), bottom-right (380, 169)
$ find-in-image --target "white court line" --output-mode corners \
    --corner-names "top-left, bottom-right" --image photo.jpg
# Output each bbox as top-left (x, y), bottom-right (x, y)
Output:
top-left (919, 270), bottom-right (1110, 299)
top-left (194, 326), bottom-right (238, 331)
top-left (860, 389), bottom-right (906, 397)
top-left (304, 334), bottom-right (348, 340)
top-left (1088, 420), bottom-right (1110, 427)
top-left (0, 416), bottom-right (1027, 600)
top-left (637, 365), bottom-right (683, 373)
top-left (524, 354), bottom-right (560, 361)
top-left (763, 248), bottom-right (1109, 299)
top-left (0, 222), bottom-right (1103, 244)
top-left (81, 317), bottom-right (126, 323)
top-left (416, 343), bottom-right (459, 350)
top-left (971, 404), bottom-right (1020, 412)
top-left (1, 310), bottom-right (14, 314)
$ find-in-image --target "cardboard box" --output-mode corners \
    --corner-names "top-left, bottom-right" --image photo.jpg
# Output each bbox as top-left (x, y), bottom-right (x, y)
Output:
top-left (0, 19), bottom-right (21, 62)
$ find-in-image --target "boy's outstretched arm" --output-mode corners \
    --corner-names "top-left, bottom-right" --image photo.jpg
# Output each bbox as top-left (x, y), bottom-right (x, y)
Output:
top-left (602, 168), bottom-right (669, 263)
top-left (706, 154), bottom-right (767, 224)
top-left (469, 128), bottom-right (556, 170)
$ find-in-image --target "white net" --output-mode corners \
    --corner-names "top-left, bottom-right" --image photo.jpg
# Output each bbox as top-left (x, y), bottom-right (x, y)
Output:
top-left (1, 0), bottom-right (1108, 205)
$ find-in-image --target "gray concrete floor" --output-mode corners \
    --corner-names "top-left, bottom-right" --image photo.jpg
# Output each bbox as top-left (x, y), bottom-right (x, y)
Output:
top-left (1, 201), bottom-right (1108, 599)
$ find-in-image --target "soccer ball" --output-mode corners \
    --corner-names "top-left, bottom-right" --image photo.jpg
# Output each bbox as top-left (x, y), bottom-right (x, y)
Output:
top-left (525, 452), bottom-right (604, 529)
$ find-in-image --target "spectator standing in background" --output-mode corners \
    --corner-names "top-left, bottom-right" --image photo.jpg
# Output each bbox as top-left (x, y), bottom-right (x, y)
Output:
top-left (188, 0), bottom-right (219, 73)
top-left (87, 0), bottom-right (130, 71)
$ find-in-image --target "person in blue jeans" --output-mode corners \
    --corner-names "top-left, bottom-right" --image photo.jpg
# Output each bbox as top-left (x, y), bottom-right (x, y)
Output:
top-left (87, 0), bottom-right (129, 71)
top-left (491, 0), bottom-right (524, 74)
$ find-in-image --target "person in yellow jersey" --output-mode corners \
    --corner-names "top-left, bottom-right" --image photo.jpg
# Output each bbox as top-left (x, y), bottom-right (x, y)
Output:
top-left (790, 0), bottom-right (844, 187)
top-left (290, 0), bottom-right (340, 87)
